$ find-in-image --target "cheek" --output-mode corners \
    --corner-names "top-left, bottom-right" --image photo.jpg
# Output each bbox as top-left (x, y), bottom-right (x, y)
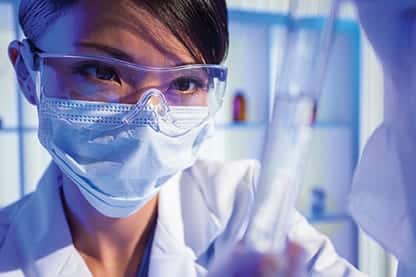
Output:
top-left (41, 66), bottom-right (64, 97)
top-left (40, 65), bottom-right (84, 100)
top-left (200, 93), bottom-right (208, 106)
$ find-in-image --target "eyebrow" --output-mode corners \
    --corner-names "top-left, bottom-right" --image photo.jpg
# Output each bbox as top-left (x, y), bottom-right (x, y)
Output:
top-left (75, 42), bottom-right (136, 62)
top-left (74, 42), bottom-right (193, 67)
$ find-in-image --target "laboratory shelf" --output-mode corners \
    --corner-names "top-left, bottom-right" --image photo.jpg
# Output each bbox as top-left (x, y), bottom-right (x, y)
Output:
top-left (228, 9), bottom-right (289, 25)
top-left (313, 122), bottom-right (353, 129)
top-left (216, 121), bottom-right (352, 130)
top-left (216, 122), bottom-right (266, 130)
top-left (228, 9), bottom-right (359, 32)
top-left (307, 213), bottom-right (352, 224)
top-left (0, 127), bottom-right (37, 133)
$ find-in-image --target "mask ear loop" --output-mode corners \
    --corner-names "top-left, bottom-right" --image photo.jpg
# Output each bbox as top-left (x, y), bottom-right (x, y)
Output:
top-left (34, 71), bottom-right (42, 106)
top-left (19, 39), bottom-right (41, 105)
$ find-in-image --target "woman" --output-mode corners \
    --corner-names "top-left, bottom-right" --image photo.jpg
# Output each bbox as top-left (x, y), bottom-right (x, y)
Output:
top-left (0, 0), bottom-right (363, 276)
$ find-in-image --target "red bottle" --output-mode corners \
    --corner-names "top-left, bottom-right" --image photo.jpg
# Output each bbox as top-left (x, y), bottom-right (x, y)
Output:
top-left (232, 91), bottom-right (247, 122)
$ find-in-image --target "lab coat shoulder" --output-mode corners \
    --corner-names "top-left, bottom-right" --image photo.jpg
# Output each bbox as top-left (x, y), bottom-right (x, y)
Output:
top-left (0, 194), bottom-right (32, 249)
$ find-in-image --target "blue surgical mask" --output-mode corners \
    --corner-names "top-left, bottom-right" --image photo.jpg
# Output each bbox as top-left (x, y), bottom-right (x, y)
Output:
top-left (37, 89), bottom-right (213, 218)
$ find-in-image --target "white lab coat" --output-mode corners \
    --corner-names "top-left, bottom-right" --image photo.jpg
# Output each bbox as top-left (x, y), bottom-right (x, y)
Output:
top-left (0, 160), bottom-right (365, 276)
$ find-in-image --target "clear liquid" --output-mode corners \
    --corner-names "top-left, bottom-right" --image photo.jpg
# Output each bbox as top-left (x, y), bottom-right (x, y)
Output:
top-left (245, 94), bottom-right (317, 252)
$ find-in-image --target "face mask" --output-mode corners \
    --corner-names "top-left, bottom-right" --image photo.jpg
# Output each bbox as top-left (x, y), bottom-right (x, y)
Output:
top-left (349, 123), bottom-right (416, 266)
top-left (37, 90), bottom-right (214, 218)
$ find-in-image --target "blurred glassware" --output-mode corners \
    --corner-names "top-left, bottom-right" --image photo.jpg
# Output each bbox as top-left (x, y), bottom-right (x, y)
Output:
top-left (244, 0), bottom-right (342, 252)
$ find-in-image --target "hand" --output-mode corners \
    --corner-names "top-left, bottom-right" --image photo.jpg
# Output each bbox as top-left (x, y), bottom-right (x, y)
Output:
top-left (207, 241), bottom-right (306, 277)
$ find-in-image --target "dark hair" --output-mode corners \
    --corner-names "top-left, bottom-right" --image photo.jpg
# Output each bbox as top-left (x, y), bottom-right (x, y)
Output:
top-left (18, 0), bottom-right (229, 64)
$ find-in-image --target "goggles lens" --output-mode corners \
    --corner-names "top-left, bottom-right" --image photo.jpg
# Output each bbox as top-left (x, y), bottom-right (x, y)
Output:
top-left (36, 54), bottom-right (227, 135)
top-left (38, 54), bottom-right (226, 109)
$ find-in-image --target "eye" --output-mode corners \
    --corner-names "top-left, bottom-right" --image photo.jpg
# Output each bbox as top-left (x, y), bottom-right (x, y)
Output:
top-left (76, 63), bottom-right (121, 84)
top-left (169, 77), bottom-right (205, 94)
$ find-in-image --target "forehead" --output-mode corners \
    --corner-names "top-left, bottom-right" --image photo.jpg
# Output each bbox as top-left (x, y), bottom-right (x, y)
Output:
top-left (35, 0), bottom-right (196, 67)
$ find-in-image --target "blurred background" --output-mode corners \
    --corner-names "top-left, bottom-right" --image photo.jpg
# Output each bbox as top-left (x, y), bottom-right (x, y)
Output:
top-left (0, 0), bottom-right (394, 275)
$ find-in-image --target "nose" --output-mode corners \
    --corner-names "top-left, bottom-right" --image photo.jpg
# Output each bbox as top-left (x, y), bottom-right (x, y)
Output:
top-left (147, 95), bottom-right (161, 107)
top-left (122, 88), bottom-right (169, 124)
top-left (122, 71), bottom-right (168, 104)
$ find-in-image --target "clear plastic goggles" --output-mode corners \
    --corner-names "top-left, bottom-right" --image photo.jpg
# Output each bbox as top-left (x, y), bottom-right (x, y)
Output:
top-left (32, 53), bottom-right (227, 135)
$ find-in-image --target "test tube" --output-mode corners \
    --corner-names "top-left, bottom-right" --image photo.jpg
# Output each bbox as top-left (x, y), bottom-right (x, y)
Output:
top-left (244, 0), bottom-right (342, 252)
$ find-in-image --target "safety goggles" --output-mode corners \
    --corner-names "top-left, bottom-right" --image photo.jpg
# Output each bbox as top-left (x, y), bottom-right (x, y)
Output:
top-left (29, 51), bottom-right (227, 135)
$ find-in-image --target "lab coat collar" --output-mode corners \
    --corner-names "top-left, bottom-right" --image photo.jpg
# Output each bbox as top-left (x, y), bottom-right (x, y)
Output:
top-left (148, 169), bottom-right (222, 276)
top-left (0, 163), bottom-right (91, 276)
top-left (0, 163), bottom-right (221, 276)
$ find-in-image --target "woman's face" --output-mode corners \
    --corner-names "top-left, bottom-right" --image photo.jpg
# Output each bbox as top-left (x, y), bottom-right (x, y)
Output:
top-left (35, 0), bottom-right (209, 105)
